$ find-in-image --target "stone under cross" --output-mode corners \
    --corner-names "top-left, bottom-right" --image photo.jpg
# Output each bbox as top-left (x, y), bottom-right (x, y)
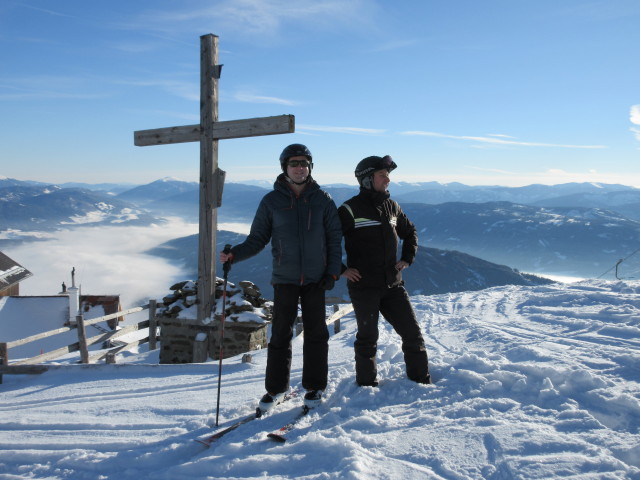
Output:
top-left (134, 34), bottom-right (294, 324)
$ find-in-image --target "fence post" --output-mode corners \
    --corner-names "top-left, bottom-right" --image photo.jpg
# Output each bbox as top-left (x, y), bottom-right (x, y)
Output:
top-left (76, 315), bottom-right (90, 364)
top-left (106, 351), bottom-right (117, 364)
top-left (333, 304), bottom-right (341, 334)
top-left (0, 342), bottom-right (7, 384)
top-left (148, 299), bottom-right (158, 350)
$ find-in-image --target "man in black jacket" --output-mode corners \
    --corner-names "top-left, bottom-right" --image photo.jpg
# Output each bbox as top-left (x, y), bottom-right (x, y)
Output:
top-left (220, 144), bottom-right (342, 411)
top-left (338, 155), bottom-right (431, 387)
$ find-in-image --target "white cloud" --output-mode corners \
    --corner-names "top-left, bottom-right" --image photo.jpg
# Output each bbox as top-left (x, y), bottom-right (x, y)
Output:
top-left (0, 77), bottom-right (106, 101)
top-left (631, 105), bottom-right (640, 125)
top-left (118, 78), bottom-right (199, 102)
top-left (298, 124), bottom-right (385, 135)
top-left (630, 105), bottom-right (640, 146)
top-left (234, 93), bottom-right (297, 106)
top-left (17, 3), bottom-right (76, 19)
top-left (0, 90), bottom-right (102, 101)
top-left (132, 0), bottom-right (375, 39)
top-left (486, 133), bottom-right (517, 139)
top-left (218, 222), bottom-right (251, 235)
top-left (7, 219), bottom-right (198, 308)
top-left (126, 108), bottom-right (199, 122)
top-left (401, 130), bottom-right (606, 149)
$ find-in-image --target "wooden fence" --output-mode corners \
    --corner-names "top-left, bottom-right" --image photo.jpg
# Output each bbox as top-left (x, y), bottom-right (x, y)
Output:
top-left (295, 303), bottom-right (354, 336)
top-left (0, 301), bottom-right (354, 384)
top-left (0, 300), bottom-right (159, 383)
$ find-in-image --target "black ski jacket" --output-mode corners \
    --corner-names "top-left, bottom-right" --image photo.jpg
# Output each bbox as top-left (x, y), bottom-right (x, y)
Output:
top-left (231, 174), bottom-right (342, 285)
top-left (338, 188), bottom-right (418, 289)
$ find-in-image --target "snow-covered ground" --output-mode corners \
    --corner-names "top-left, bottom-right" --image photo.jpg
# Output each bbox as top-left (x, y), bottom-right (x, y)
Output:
top-left (1, 279), bottom-right (639, 479)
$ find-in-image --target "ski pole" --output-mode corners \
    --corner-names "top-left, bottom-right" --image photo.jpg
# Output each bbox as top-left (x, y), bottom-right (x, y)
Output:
top-left (215, 244), bottom-right (232, 427)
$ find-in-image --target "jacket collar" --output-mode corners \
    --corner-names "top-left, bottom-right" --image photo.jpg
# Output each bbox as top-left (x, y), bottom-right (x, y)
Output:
top-left (357, 187), bottom-right (390, 206)
top-left (275, 173), bottom-right (319, 196)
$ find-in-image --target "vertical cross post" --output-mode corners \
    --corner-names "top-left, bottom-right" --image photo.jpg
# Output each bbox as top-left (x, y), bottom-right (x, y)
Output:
top-left (134, 34), bottom-right (294, 325)
top-left (199, 34), bottom-right (220, 323)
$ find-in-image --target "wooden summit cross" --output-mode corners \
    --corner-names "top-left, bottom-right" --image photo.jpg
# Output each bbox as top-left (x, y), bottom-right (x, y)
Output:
top-left (134, 34), bottom-right (294, 324)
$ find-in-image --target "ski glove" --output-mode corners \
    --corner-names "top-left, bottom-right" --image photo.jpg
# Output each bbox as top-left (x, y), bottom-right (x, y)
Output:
top-left (318, 274), bottom-right (336, 291)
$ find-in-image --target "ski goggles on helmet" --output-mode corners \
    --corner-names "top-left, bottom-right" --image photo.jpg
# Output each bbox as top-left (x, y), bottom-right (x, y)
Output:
top-left (380, 155), bottom-right (396, 170)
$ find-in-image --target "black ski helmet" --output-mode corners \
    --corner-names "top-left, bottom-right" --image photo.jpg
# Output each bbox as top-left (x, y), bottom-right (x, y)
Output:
top-left (354, 155), bottom-right (397, 190)
top-left (279, 144), bottom-right (313, 173)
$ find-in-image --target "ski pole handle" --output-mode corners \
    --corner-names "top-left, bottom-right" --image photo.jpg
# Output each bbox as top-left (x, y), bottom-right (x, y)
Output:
top-left (222, 244), bottom-right (232, 276)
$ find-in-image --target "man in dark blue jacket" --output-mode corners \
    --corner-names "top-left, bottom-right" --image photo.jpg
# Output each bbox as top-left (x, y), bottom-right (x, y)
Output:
top-left (220, 144), bottom-right (342, 411)
top-left (338, 155), bottom-right (431, 387)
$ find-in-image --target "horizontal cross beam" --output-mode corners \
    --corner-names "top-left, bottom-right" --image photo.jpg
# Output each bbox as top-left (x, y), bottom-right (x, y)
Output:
top-left (134, 114), bottom-right (295, 147)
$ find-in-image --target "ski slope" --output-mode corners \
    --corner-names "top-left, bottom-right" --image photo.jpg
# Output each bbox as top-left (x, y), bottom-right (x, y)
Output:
top-left (1, 279), bottom-right (639, 479)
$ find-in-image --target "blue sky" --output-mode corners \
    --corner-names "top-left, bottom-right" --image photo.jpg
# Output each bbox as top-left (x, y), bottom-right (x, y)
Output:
top-left (1, 0), bottom-right (639, 187)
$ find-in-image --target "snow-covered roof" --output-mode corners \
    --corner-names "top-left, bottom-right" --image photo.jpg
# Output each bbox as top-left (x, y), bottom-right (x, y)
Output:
top-left (0, 294), bottom-right (121, 361)
top-left (0, 296), bottom-right (69, 360)
top-left (0, 251), bottom-right (33, 292)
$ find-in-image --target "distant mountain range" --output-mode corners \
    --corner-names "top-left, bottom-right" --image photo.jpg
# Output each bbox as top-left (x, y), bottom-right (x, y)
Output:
top-left (392, 182), bottom-right (640, 223)
top-left (112, 177), bottom-right (640, 220)
top-left (146, 230), bottom-right (554, 302)
top-left (0, 177), bottom-right (135, 195)
top-left (118, 178), bottom-right (640, 277)
top-left (0, 184), bottom-right (156, 239)
top-left (403, 202), bottom-right (640, 277)
top-left (3, 176), bottom-right (640, 278)
top-left (392, 180), bottom-right (636, 203)
top-left (116, 178), bottom-right (199, 204)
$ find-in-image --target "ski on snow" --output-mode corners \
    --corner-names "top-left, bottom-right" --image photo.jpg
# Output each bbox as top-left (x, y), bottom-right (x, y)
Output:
top-left (195, 390), bottom-right (299, 447)
top-left (195, 411), bottom-right (258, 447)
top-left (266, 405), bottom-right (312, 443)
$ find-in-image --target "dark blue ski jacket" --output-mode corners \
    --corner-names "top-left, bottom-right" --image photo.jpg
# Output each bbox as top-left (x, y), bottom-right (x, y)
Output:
top-left (230, 174), bottom-right (342, 285)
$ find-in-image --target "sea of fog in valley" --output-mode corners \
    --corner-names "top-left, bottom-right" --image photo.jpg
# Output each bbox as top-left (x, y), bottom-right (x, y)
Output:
top-left (6, 219), bottom-right (586, 313)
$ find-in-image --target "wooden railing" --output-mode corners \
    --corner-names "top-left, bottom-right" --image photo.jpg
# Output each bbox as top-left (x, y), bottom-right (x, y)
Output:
top-left (0, 301), bottom-right (355, 383)
top-left (294, 303), bottom-right (354, 336)
top-left (0, 300), bottom-right (159, 383)
top-left (327, 303), bottom-right (354, 328)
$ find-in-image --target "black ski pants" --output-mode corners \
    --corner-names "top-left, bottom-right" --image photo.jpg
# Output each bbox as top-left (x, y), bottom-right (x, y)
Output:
top-left (348, 284), bottom-right (429, 385)
top-left (265, 283), bottom-right (329, 394)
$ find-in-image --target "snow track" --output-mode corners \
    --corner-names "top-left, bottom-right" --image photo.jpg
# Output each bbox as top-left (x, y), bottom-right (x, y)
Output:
top-left (1, 280), bottom-right (639, 479)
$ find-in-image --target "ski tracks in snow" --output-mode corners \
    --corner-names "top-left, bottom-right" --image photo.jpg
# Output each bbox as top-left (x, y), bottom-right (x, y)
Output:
top-left (1, 280), bottom-right (639, 479)
top-left (414, 280), bottom-right (640, 478)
